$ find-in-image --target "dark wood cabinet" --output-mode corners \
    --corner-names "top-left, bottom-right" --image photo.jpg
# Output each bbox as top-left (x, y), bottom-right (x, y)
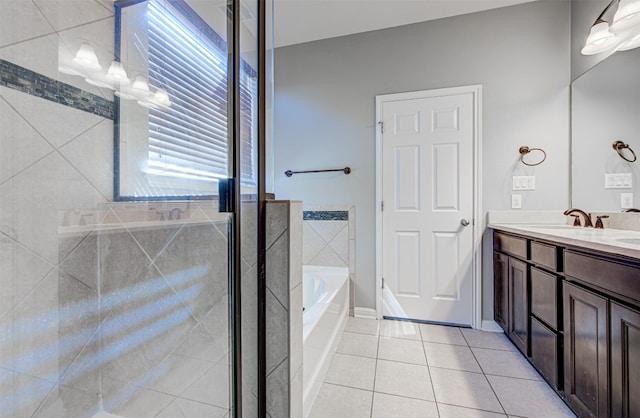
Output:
top-left (494, 251), bottom-right (509, 331)
top-left (508, 257), bottom-right (529, 356)
top-left (531, 316), bottom-right (559, 389)
top-left (563, 282), bottom-right (609, 418)
top-left (611, 302), bottom-right (640, 418)
top-left (493, 228), bottom-right (640, 418)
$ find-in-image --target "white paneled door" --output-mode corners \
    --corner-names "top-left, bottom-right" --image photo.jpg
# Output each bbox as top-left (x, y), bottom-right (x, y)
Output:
top-left (379, 88), bottom-right (477, 326)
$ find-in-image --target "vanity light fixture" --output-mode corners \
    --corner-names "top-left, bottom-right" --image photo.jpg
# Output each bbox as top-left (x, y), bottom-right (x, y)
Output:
top-left (73, 43), bottom-right (102, 71)
top-left (131, 75), bottom-right (151, 97)
top-left (610, 0), bottom-right (640, 33)
top-left (106, 61), bottom-right (130, 85)
top-left (582, 0), bottom-right (640, 55)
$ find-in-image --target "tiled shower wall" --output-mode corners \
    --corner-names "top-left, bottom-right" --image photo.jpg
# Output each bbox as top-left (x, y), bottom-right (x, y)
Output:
top-left (302, 206), bottom-right (355, 314)
top-left (1, 1), bottom-right (117, 416)
top-left (0, 2), bottom-right (240, 416)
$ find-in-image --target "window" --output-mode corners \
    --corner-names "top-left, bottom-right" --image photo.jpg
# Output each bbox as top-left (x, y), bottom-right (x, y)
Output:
top-left (115, 0), bottom-right (257, 199)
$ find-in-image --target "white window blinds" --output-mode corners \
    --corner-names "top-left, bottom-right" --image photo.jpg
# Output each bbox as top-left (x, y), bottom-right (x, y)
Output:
top-left (145, 0), bottom-right (256, 191)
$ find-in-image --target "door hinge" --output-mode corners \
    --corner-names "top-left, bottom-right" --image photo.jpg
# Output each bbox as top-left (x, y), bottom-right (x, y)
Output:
top-left (378, 121), bottom-right (384, 134)
top-left (382, 278), bottom-right (385, 289)
top-left (381, 201), bottom-right (384, 212)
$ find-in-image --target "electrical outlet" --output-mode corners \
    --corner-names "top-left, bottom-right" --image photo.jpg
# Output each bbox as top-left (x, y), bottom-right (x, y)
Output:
top-left (621, 193), bottom-right (634, 209)
top-left (512, 194), bottom-right (522, 209)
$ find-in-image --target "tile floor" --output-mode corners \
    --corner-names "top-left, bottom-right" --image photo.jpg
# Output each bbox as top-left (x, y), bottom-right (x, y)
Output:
top-left (309, 318), bottom-right (576, 418)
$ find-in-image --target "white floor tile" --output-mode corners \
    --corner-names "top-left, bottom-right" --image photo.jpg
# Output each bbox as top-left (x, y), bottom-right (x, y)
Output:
top-left (419, 324), bottom-right (468, 346)
top-left (423, 342), bottom-right (482, 373)
top-left (371, 393), bottom-right (438, 418)
top-left (344, 317), bottom-right (380, 336)
top-left (461, 329), bottom-right (516, 351)
top-left (487, 375), bottom-right (576, 418)
top-left (438, 403), bottom-right (508, 417)
top-left (430, 367), bottom-right (504, 413)
top-left (378, 337), bottom-right (426, 365)
top-left (472, 347), bottom-right (542, 380)
top-left (380, 320), bottom-right (421, 340)
top-left (374, 359), bottom-right (434, 401)
top-left (337, 331), bottom-right (379, 358)
top-left (309, 383), bottom-right (372, 418)
top-left (324, 353), bottom-right (376, 391)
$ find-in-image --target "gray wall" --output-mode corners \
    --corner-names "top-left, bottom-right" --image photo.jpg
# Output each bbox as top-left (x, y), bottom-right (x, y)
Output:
top-left (273, 0), bottom-right (571, 318)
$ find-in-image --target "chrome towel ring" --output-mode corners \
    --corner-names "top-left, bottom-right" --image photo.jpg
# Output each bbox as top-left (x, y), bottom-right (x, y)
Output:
top-left (519, 146), bottom-right (547, 166)
top-left (612, 140), bottom-right (637, 163)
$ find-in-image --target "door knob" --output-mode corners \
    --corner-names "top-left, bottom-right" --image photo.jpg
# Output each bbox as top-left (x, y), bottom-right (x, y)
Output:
top-left (460, 218), bottom-right (470, 227)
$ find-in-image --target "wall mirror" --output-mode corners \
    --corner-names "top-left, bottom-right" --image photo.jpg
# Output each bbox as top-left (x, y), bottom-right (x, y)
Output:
top-left (571, 46), bottom-right (640, 211)
top-left (114, 0), bottom-right (258, 200)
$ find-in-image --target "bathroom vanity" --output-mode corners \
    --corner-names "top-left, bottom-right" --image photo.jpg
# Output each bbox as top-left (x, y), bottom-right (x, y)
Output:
top-left (491, 224), bottom-right (640, 418)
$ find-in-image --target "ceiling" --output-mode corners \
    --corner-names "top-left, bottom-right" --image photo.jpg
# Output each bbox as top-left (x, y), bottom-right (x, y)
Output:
top-left (273, 0), bottom-right (538, 47)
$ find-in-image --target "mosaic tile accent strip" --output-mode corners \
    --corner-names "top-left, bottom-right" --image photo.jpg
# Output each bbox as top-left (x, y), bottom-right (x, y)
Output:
top-left (0, 59), bottom-right (114, 120)
top-left (303, 210), bottom-right (349, 221)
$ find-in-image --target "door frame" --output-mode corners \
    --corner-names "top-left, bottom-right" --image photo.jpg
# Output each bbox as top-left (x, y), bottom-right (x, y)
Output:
top-left (374, 85), bottom-right (483, 329)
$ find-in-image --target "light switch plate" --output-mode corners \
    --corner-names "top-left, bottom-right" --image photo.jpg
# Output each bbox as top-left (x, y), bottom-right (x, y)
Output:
top-left (512, 176), bottom-right (535, 190)
top-left (605, 173), bottom-right (632, 189)
top-left (512, 194), bottom-right (522, 209)
top-left (621, 193), bottom-right (634, 209)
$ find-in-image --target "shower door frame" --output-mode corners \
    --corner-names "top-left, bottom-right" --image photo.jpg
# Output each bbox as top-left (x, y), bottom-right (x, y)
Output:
top-left (110, 0), bottom-right (269, 416)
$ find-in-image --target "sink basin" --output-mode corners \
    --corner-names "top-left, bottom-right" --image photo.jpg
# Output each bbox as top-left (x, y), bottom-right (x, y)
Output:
top-left (615, 238), bottom-right (640, 245)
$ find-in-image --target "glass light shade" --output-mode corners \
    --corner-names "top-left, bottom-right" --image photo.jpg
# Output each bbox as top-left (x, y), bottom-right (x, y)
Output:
top-left (72, 43), bottom-right (102, 71)
top-left (114, 90), bottom-right (137, 100)
top-left (618, 31), bottom-right (640, 49)
top-left (106, 61), bottom-right (130, 85)
top-left (610, 0), bottom-right (640, 34)
top-left (131, 75), bottom-right (150, 97)
top-left (581, 22), bottom-right (618, 55)
top-left (137, 100), bottom-right (160, 109)
top-left (152, 88), bottom-right (171, 107)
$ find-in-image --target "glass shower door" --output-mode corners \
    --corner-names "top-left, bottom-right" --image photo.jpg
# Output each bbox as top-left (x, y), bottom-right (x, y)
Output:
top-left (0, 0), bottom-right (264, 416)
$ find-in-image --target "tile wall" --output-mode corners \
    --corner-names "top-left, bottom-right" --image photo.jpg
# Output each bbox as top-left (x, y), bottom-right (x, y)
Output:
top-left (303, 206), bottom-right (356, 314)
top-left (0, 1), bottom-right (244, 416)
top-left (265, 200), bottom-right (303, 418)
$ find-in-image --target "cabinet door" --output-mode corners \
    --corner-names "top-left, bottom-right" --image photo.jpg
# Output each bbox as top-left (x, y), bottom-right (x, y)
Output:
top-left (494, 252), bottom-right (509, 332)
top-left (508, 258), bottom-right (528, 355)
top-left (531, 317), bottom-right (559, 390)
top-left (563, 282), bottom-right (608, 418)
top-left (611, 302), bottom-right (640, 418)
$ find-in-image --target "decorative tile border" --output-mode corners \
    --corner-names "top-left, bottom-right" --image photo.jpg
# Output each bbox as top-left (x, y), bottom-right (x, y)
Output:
top-left (303, 210), bottom-right (348, 221)
top-left (0, 59), bottom-right (114, 120)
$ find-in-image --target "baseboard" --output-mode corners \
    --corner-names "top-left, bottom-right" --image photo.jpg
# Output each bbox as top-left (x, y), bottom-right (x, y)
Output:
top-left (353, 307), bottom-right (377, 319)
top-left (481, 320), bottom-right (503, 333)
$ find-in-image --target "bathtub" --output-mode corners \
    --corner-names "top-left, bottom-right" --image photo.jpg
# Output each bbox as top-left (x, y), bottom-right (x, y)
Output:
top-left (302, 265), bottom-right (349, 417)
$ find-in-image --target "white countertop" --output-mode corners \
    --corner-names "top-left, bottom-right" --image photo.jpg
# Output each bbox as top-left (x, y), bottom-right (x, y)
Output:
top-left (489, 223), bottom-right (640, 261)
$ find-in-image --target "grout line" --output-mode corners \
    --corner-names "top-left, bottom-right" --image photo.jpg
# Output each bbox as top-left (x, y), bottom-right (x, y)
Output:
top-left (370, 320), bottom-right (380, 417)
top-left (466, 337), bottom-right (509, 416)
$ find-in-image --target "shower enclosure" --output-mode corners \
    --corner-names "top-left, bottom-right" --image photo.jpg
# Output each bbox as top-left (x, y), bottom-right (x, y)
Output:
top-left (0, 0), bottom-right (271, 416)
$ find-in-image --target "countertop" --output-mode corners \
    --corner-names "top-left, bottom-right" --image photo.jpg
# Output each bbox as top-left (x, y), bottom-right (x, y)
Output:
top-left (489, 223), bottom-right (640, 261)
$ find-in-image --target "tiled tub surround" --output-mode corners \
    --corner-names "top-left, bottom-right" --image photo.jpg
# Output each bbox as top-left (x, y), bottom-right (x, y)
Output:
top-left (265, 200), bottom-right (304, 418)
top-left (303, 206), bottom-right (356, 314)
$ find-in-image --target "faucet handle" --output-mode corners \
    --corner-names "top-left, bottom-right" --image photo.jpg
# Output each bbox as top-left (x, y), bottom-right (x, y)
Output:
top-left (570, 214), bottom-right (581, 226)
top-left (594, 215), bottom-right (609, 229)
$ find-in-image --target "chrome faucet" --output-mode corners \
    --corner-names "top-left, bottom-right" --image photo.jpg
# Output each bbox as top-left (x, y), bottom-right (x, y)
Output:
top-left (563, 208), bottom-right (593, 227)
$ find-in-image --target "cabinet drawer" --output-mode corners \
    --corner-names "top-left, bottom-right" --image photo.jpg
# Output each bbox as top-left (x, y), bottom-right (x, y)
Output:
top-left (531, 241), bottom-right (558, 272)
top-left (494, 232), bottom-right (527, 259)
top-left (531, 267), bottom-right (559, 330)
top-left (531, 317), bottom-right (559, 390)
top-left (564, 250), bottom-right (640, 302)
